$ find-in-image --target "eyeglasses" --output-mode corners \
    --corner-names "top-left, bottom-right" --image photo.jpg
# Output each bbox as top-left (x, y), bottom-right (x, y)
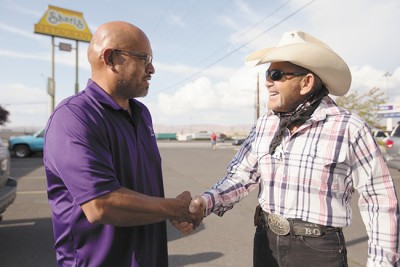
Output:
top-left (266, 70), bottom-right (307, 81)
top-left (114, 49), bottom-right (153, 65)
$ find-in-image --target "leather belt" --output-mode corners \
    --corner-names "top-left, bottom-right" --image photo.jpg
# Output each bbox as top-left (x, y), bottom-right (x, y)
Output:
top-left (260, 210), bottom-right (341, 238)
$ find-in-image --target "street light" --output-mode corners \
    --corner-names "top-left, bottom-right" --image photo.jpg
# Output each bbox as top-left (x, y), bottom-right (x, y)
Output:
top-left (383, 72), bottom-right (393, 131)
top-left (383, 72), bottom-right (392, 90)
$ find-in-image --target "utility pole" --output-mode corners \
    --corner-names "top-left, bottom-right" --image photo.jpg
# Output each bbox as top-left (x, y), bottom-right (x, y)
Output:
top-left (383, 72), bottom-right (392, 90)
top-left (255, 73), bottom-right (260, 122)
top-left (75, 40), bottom-right (79, 94)
top-left (49, 36), bottom-right (55, 113)
top-left (383, 72), bottom-right (393, 130)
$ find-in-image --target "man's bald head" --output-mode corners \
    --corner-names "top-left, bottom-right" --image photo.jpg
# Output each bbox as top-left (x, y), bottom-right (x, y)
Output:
top-left (87, 21), bottom-right (150, 70)
top-left (85, 21), bottom-right (154, 105)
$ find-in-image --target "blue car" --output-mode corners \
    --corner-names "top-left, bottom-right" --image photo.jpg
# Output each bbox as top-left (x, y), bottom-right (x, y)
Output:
top-left (8, 129), bottom-right (44, 158)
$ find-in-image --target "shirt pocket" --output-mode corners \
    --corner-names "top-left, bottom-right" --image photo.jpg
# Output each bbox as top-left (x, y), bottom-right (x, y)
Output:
top-left (299, 148), bottom-right (350, 194)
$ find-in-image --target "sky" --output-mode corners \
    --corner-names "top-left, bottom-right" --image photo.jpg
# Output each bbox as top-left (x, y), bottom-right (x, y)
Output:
top-left (0, 0), bottom-right (399, 131)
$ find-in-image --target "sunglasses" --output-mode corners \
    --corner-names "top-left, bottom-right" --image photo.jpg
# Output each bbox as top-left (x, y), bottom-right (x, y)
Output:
top-left (266, 70), bottom-right (308, 81)
top-left (113, 49), bottom-right (153, 65)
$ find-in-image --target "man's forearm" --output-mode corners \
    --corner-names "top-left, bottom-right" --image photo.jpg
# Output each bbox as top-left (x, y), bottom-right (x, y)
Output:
top-left (81, 187), bottom-right (194, 226)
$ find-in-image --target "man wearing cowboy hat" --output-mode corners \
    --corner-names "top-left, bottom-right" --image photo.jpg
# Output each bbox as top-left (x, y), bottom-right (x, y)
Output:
top-left (174, 31), bottom-right (400, 266)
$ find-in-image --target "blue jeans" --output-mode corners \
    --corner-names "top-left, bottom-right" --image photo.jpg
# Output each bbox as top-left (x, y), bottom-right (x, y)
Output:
top-left (253, 219), bottom-right (348, 267)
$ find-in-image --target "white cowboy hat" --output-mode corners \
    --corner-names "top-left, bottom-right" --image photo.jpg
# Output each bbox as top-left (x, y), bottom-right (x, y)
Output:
top-left (246, 31), bottom-right (351, 96)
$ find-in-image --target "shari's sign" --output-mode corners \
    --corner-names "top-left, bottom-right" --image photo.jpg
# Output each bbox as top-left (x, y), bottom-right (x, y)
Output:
top-left (34, 5), bottom-right (92, 42)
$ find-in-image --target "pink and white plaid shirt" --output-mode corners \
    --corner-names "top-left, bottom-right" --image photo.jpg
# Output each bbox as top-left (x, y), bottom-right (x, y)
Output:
top-left (203, 96), bottom-right (399, 265)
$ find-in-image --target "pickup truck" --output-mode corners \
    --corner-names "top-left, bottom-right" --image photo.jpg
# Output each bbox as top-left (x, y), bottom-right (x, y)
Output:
top-left (8, 129), bottom-right (44, 158)
top-left (0, 137), bottom-right (17, 220)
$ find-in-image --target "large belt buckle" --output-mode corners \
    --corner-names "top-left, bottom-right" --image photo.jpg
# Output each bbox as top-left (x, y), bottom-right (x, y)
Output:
top-left (267, 213), bottom-right (290, 236)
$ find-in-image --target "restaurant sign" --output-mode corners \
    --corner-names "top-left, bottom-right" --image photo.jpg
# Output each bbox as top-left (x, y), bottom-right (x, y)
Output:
top-left (34, 5), bottom-right (92, 42)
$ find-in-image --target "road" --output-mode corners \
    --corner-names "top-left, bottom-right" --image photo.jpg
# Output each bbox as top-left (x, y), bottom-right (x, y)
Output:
top-left (0, 141), bottom-right (399, 266)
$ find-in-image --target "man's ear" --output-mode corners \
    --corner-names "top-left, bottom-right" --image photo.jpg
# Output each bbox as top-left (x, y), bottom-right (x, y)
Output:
top-left (300, 73), bottom-right (315, 95)
top-left (103, 49), bottom-right (115, 66)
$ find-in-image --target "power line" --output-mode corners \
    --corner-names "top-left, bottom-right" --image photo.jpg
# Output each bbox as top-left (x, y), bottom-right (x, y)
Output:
top-left (149, 0), bottom-right (176, 35)
top-left (166, 0), bottom-right (231, 60)
top-left (192, 0), bottom-right (292, 68)
top-left (153, 0), bottom-right (200, 46)
top-left (158, 0), bottom-right (290, 87)
top-left (157, 0), bottom-right (317, 94)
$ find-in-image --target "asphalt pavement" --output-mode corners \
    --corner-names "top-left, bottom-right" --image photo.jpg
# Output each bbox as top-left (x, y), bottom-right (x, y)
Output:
top-left (0, 141), bottom-right (399, 266)
top-left (161, 141), bottom-right (400, 267)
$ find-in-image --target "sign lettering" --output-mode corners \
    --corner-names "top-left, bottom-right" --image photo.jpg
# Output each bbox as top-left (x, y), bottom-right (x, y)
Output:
top-left (47, 10), bottom-right (85, 30)
top-left (34, 5), bottom-right (92, 42)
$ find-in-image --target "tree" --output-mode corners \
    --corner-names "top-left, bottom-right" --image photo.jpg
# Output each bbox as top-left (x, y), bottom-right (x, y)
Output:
top-left (335, 87), bottom-right (386, 128)
top-left (0, 105), bottom-right (10, 126)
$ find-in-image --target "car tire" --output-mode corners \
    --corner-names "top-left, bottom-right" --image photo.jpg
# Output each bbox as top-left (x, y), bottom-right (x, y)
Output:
top-left (14, 145), bottom-right (30, 158)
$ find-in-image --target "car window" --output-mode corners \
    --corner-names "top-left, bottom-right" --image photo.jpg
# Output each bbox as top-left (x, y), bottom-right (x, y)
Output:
top-left (392, 125), bottom-right (400, 137)
top-left (35, 129), bottom-right (45, 138)
top-left (376, 131), bottom-right (387, 138)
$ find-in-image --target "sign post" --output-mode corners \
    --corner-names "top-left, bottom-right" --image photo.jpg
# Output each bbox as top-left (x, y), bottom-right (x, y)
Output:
top-left (377, 104), bottom-right (400, 131)
top-left (75, 40), bottom-right (79, 95)
top-left (34, 5), bottom-right (92, 112)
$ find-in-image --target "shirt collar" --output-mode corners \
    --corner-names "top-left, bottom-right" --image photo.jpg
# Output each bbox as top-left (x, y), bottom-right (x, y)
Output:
top-left (84, 79), bottom-right (142, 114)
top-left (265, 96), bottom-right (343, 133)
top-left (312, 96), bottom-right (343, 121)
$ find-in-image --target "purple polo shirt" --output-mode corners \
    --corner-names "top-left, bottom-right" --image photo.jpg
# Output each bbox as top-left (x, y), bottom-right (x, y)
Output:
top-left (44, 80), bottom-right (168, 267)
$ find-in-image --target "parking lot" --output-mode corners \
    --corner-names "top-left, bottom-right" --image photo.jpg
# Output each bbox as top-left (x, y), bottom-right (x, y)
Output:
top-left (0, 141), bottom-right (399, 266)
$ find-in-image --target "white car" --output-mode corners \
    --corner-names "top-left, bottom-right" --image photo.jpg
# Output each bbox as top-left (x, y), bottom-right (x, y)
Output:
top-left (372, 129), bottom-right (390, 142)
top-left (384, 124), bottom-right (400, 170)
top-left (0, 137), bottom-right (17, 220)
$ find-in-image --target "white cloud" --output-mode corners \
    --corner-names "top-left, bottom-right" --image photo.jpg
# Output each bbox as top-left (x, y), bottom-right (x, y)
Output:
top-left (0, 83), bottom-right (50, 128)
top-left (0, 49), bottom-right (47, 60)
top-left (219, 0), bottom-right (400, 71)
top-left (55, 48), bottom-right (91, 70)
top-left (350, 66), bottom-right (400, 104)
top-left (150, 62), bottom-right (400, 127)
top-left (167, 14), bottom-right (186, 28)
top-left (0, 1), bottom-right (41, 18)
top-left (0, 22), bottom-right (43, 41)
top-left (290, 0), bottom-right (400, 70)
top-left (233, 0), bottom-right (253, 15)
top-left (0, 47), bottom-right (90, 70)
top-left (152, 61), bottom-right (240, 92)
top-left (158, 77), bottom-right (217, 114)
top-left (154, 67), bottom-right (259, 125)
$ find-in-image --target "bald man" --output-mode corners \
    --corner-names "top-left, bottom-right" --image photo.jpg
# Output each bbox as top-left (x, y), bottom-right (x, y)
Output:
top-left (44, 21), bottom-right (199, 267)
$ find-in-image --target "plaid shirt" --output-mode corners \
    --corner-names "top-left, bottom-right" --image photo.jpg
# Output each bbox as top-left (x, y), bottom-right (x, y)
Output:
top-left (203, 96), bottom-right (400, 265)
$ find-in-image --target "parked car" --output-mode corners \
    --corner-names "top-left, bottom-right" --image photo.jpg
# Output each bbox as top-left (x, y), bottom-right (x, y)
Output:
top-left (8, 129), bottom-right (44, 158)
top-left (372, 128), bottom-right (390, 143)
top-left (217, 133), bottom-right (227, 143)
top-left (0, 137), bottom-right (17, 220)
top-left (384, 123), bottom-right (400, 170)
top-left (232, 138), bottom-right (245, 146)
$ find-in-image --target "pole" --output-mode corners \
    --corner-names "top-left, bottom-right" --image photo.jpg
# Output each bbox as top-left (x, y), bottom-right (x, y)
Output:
top-left (75, 40), bottom-right (79, 94)
top-left (255, 73), bottom-right (260, 121)
top-left (51, 36), bottom-right (55, 113)
top-left (384, 72), bottom-right (392, 131)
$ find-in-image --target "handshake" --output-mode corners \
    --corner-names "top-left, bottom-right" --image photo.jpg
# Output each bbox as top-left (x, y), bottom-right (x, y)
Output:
top-left (170, 191), bottom-right (206, 234)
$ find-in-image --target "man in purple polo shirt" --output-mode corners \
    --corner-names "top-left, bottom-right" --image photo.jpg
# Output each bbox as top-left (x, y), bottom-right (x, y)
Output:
top-left (44, 21), bottom-right (200, 267)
